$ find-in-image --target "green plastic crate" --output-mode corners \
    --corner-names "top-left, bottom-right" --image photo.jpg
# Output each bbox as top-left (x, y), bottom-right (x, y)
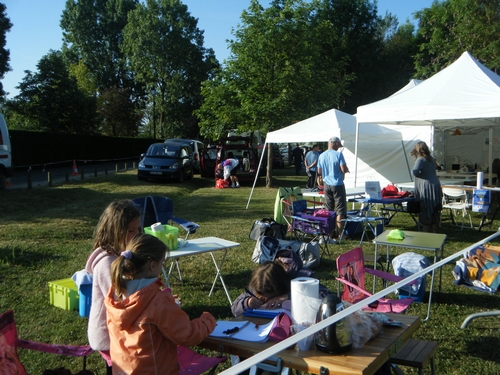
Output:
top-left (48, 278), bottom-right (79, 311)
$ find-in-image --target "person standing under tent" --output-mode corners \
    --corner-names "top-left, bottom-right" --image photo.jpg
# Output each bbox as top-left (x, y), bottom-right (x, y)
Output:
top-left (291, 144), bottom-right (304, 176)
top-left (317, 137), bottom-right (349, 243)
top-left (411, 141), bottom-right (442, 233)
top-left (305, 144), bottom-right (320, 189)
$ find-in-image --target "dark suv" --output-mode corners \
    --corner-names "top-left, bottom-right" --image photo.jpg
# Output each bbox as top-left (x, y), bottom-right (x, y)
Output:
top-left (200, 136), bottom-right (263, 182)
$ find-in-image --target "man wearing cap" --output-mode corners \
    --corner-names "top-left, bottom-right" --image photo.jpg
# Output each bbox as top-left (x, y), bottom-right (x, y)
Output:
top-left (317, 136), bottom-right (349, 243)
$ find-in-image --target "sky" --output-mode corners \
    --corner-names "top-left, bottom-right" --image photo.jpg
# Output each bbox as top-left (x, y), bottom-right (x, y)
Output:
top-left (2, 0), bottom-right (435, 99)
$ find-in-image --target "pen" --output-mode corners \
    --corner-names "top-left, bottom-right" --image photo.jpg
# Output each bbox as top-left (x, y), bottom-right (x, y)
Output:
top-left (254, 321), bottom-right (260, 331)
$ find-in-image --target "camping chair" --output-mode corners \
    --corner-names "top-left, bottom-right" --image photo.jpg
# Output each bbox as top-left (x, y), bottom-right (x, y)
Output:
top-left (441, 188), bottom-right (473, 229)
top-left (281, 196), bottom-right (334, 256)
top-left (339, 202), bottom-right (385, 245)
top-left (453, 242), bottom-right (500, 328)
top-left (133, 196), bottom-right (199, 284)
top-left (0, 309), bottom-right (94, 373)
top-left (336, 247), bottom-right (416, 313)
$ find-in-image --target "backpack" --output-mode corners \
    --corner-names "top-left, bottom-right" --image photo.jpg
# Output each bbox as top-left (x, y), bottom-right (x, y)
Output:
top-left (381, 184), bottom-right (411, 198)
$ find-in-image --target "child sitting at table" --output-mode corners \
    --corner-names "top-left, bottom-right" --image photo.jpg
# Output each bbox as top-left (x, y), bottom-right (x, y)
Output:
top-left (105, 233), bottom-right (216, 375)
top-left (231, 260), bottom-right (332, 317)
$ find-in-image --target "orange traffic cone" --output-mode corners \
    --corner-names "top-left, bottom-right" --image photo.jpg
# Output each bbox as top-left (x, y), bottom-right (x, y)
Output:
top-left (71, 160), bottom-right (79, 176)
top-left (5, 178), bottom-right (12, 186)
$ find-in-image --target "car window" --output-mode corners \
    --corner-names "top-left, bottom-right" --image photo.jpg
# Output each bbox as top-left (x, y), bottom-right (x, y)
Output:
top-left (148, 144), bottom-right (180, 157)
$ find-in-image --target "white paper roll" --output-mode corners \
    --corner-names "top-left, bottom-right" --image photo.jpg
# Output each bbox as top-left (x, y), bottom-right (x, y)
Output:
top-left (150, 222), bottom-right (164, 232)
top-left (291, 277), bottom-right (322, 325)
top-left (477, 171), bottom-right (484, 189)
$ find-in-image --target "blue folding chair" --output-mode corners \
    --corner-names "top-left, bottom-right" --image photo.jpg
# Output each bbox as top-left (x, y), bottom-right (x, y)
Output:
top-left (133, 196), bottom-right (199, 284)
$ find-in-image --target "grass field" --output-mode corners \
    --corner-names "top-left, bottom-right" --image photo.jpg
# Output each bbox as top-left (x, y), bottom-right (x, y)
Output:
top-left (1, 166), bottom-right (500, 374)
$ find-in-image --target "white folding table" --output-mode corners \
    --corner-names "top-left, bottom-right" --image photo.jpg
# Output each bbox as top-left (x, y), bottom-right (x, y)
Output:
top-left (163, 236), bottom-right (240, 305)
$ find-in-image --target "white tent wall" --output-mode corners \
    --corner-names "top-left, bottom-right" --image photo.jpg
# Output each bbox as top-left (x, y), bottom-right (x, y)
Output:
top-left (356, 51), bottom-right (500, 183)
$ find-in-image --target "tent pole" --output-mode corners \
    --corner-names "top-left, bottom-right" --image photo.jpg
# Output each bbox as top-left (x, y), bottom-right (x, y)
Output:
top-left (354, 121), bottom-right (359, 187)
top-left (402, 140), bottom-right (412, 182)
top-left (489, 127), bottom-right (493, 185)
top-left (246, 141), bottom-right (267, 209)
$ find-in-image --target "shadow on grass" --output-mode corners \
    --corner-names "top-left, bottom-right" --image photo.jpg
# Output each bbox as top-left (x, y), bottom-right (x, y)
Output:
top-left (0, 246), bottom-right (61, 267)
top-left (465, 336), bottom-right (500, 363)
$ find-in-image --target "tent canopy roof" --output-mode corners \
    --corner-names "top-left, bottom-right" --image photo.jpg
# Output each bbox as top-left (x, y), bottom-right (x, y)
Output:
top-left (356, 51), bottom-right (500, 127)
top-left (265, 109), bottom-right (402, 144)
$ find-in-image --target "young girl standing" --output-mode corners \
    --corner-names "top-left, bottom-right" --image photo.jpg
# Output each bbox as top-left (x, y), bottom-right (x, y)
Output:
top-left (105, 234), bottom-right (216, 374)
top-left (86, 199), bottom-right (142, 368)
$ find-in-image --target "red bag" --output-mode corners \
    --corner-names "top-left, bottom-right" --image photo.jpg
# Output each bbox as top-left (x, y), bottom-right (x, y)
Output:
top-left (215, 179), bottom-right (230, 189)
top-left (381, 184), bottom-right (410, 198)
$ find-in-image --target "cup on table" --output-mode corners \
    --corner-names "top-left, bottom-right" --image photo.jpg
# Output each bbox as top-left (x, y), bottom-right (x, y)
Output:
top-left (291, 322), bottom-right (314, 351)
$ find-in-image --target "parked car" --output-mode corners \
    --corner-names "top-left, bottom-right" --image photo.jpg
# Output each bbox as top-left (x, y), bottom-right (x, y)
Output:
top-left (138, 142), bottom-right (194, 182)
top-left (164, 138), bottom-right (205, 173)
top-left (200, 136), bottom-right (263, 182)
top-left (0, 114), bottom-right (13, 189)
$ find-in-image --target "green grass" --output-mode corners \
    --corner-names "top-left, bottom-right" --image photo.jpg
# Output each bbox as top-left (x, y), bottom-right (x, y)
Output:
top-left (1, 167), bottom-right (500, 374)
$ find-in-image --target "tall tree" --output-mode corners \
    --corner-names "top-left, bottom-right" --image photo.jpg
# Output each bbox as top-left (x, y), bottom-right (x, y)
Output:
top-left (197, 0), bottom-right (353, 139)
top-left (121, 0), bottom-right (218, 139)
top-left (60, 0), bottom-right (139, 90)
top-left (414, 0), bottom-right (500, 77)
top-left (0, 3), bottom-right (12, 97)
top-left (12, 51), bottom-right (97, 134)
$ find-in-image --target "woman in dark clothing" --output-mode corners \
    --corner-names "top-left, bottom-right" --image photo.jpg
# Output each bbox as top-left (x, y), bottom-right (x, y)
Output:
top-left (411, 142), bottom-right (442, 233)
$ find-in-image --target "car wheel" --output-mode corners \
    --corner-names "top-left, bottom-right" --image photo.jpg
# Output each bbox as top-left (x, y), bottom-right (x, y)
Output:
top-left (187, 168), bottom-right (194, 179)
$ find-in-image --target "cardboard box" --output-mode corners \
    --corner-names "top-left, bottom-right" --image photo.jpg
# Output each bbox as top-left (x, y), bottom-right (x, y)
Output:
top-left (48, 278), bottom-right (79, 311)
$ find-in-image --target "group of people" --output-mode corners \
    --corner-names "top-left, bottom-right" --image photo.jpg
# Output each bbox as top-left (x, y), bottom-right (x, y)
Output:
top-left (81, 137), bottom-right (447, 374)
top-left (86, 200), bottom-right (216, 374)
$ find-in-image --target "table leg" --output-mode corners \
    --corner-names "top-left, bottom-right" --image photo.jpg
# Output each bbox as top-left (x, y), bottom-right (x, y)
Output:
top-left (208, 249), bottom-right (232, 305)
top-left (162, 258), bottom-right (178, 289)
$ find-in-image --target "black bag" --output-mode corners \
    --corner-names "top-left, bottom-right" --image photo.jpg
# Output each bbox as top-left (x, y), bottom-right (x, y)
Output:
top-left (249, 218), bottom-right (287, 240)
top-left (252, 236), bottom-right (320, 269)
top-left (406, 200), bottom-right (421, 214)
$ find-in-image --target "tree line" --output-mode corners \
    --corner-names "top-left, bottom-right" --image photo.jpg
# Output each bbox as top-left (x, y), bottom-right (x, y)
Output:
top-left (0, 0), bottom-right (498, 141)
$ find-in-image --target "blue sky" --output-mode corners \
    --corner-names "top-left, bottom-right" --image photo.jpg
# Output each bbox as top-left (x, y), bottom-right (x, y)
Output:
top-left (2, 0), bottom-right (434, 98)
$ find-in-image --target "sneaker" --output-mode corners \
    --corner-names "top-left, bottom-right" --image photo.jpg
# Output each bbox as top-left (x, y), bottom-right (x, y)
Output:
top-left (235, 184), bottom-right (240, 188)
top-left (231, 184), bottom-right (235, 188)
top-left (327, 238), bottom-right (338, 245)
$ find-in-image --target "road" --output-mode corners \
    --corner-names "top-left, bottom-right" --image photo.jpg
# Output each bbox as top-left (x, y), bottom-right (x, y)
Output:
top-left (7, 158), bottom-right (139, 189)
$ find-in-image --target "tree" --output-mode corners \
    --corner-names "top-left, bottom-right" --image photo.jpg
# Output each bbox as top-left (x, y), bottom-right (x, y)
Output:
top-left (121, 0), bottom-right (219, 139)
top-left (197, 0), bottom-right (354, 140)
top-left (0, 2), bottom-right (12, 97)
top-left (414, 0), bottom-right (500, 77)
top-left (12, 51), bottom-right (97, 134)
top-left (98, 87), bottom-right (142, 136)
top-left (60, 0), bottom-right (139, 91)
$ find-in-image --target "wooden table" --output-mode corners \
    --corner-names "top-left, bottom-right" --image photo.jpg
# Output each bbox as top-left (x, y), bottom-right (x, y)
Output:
top-left (373, 230), bottom-right (447, 321)
top-left (200, 313), bottom-right (421, 375)
top-left (163, 236), bottom-right (240, 305)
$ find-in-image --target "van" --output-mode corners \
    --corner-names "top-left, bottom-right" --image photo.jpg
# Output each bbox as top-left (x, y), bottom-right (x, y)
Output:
top-left (164, 138), bottom-right (205, 173)
top-left (0, 114), bottom-right (13, 189)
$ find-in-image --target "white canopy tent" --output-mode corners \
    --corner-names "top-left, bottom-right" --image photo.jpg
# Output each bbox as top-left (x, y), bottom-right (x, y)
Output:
top-left (246, 109), bottom-right (413, 208)
top-left (357, 51), bottom-right (500, 183)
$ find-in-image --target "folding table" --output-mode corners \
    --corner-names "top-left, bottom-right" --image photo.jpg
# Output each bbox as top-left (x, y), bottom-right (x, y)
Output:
top-left (373, 230), bottom-right (447, 321)
top-left (163, 236), bottom-right (240, 305)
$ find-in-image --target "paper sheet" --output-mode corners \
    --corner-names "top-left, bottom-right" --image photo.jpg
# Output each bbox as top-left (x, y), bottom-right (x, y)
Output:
top-left (210, 317), bottom-right (276, 342)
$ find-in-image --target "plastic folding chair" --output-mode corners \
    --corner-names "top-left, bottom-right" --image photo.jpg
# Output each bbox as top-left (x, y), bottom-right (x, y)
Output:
top-left (0, 310), bottom-right (94, 374)
top-left (441, 188), bottom-right (473, 229)
top-left (339, 203), bottom-right (385, 244)
top-left (336, 247), bottom-right (416, 313)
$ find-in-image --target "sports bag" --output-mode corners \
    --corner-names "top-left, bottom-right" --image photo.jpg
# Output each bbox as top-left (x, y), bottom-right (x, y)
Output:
top-left (381, 184), bottom-right (411, 198)
top-left (249, 218), bottom-right (287, 240)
